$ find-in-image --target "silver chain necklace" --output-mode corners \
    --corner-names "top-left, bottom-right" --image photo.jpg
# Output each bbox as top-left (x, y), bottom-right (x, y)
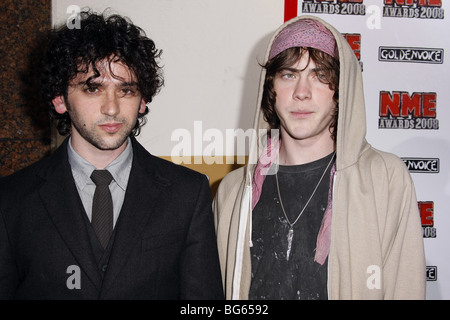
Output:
top-left (275, 151), bottom-right (336, 261)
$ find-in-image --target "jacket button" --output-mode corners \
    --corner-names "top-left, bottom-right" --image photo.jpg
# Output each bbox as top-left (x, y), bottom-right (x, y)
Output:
top-left (101, 264), bottom-right (108, 272)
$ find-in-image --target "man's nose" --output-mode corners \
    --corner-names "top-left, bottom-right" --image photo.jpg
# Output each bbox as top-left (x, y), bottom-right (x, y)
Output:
top-left (101, 91), bottom-right (120, 116)
top-left (292, 77), bottom-right (312, 100)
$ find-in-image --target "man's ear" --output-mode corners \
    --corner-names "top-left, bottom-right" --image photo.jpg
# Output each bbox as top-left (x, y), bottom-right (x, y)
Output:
top-left (139, 99), bottom-right (147, 114)
top-left (52, 96), bottom-right (68, 114)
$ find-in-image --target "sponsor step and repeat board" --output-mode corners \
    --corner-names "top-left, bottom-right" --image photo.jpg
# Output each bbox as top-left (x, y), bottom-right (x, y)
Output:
top-left (294, 0), bottom-right (449, 299)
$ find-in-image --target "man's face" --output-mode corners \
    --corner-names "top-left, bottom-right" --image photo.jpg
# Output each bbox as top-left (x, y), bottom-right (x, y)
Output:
top-left (53, 59), bottom-right (146, 152)
top-left (273, 51), bottom-right (336, 146)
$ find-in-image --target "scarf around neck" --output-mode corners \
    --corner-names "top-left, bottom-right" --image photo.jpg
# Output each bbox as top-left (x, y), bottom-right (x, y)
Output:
top-left (251, 136), bottom-right (336, 265)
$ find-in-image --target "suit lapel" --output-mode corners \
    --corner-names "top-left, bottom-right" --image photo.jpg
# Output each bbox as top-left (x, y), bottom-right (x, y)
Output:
top-left (38, 141), bottom-right (103, 291)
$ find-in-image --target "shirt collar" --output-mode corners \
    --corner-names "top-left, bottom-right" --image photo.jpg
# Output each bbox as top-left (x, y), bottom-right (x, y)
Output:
top-left (67, 136), bottom-right (133, 191)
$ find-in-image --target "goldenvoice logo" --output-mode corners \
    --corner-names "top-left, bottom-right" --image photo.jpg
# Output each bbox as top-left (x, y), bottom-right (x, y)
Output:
top-left (402, 158), bottom-right (440, 173)
top-left (426, 266), bottom-right (437, 281)
top-left (379, 47), bottom-right (444, 64)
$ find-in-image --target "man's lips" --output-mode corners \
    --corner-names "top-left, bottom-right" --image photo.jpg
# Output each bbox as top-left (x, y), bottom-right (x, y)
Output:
top-left (291, 110), bottom-right (314, 119)
top-left (99, 123), bottom-right (123, 133)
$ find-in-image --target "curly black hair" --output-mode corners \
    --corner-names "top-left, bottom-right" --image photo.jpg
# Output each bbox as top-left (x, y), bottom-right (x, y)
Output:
top-left (261, 47), bottom-right (339, 142)
top-left (40, 9), bottom-right (164, 136)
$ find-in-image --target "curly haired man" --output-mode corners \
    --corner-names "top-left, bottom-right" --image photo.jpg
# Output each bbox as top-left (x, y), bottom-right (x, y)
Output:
top-left (0, 9), bottom-right (223, 300)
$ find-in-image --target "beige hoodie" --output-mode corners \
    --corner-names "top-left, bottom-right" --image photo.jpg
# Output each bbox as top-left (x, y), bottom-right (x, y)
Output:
top-left (213, 15), bottom-right (426, 300)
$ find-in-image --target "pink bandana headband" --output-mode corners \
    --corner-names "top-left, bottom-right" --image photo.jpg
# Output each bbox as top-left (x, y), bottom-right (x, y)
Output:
top-left (269, 19), bottom-right (336, 60)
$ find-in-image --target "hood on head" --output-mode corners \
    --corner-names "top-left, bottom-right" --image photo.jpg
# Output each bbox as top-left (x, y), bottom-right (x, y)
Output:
top-left (247, 15), bottom-right (367, 178)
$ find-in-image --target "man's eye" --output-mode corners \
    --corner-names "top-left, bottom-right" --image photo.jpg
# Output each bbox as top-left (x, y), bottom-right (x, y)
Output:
top-left (85, 87), bottom-right (99, 93)
top-left (281, 73), bottom-right (295, 80)
top-left (314, 72), bottom-right (328, 82)
top-left (120, 88), bottom-right (136, 96)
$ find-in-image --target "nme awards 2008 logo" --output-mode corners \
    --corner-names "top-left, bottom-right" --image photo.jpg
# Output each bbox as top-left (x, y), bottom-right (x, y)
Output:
top-left (420, 201), bottom-right (437, 281)
top-left (378, 91), bottom-right (439, 129)
top-left (419, 201), bottom-right (436, 238)
top-left (302, 0), bottom-right (366, 15)
top-left (343, 33), bottom-right (363, 70)
top-left (383, 0), bottom-right (444, 19)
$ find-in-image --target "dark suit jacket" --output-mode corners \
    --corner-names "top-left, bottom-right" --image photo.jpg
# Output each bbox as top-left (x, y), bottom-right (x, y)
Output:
top-left (0, 137), bottom-right (224, 299)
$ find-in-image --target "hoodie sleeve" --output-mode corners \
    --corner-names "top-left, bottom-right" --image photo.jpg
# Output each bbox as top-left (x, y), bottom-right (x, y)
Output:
top-left (381, 156), bottom-right (426, 299)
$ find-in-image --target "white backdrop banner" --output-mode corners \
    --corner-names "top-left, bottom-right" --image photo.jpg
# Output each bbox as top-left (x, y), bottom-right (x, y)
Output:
top-left (290, 0), bottom-right (449, 300)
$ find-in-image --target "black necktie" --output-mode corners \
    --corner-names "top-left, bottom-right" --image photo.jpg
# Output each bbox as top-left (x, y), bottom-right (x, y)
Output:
top-left (91, 169), bottom-right (114, 249)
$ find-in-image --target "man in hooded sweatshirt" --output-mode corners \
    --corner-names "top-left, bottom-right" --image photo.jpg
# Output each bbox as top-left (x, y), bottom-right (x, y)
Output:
top-left (213, 16), bottom-right (426, 300)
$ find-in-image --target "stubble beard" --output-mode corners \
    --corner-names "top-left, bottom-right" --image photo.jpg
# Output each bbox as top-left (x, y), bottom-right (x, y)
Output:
top-left (73, 119), bottom-right (132, 151)
top-left (68, 107), bottom-right (135, 151)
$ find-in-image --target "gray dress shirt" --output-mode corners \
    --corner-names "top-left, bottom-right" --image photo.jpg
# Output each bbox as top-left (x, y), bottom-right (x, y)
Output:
top-left (67, 137), bottom-right (133, 228)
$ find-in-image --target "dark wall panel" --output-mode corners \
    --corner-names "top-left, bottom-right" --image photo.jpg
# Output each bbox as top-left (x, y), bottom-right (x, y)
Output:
top-left (0, 0), bottom-right (52, 177)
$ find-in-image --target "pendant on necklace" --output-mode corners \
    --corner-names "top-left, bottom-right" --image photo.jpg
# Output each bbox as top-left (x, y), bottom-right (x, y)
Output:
top-left (286, 227), bottom-right (294, 261)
